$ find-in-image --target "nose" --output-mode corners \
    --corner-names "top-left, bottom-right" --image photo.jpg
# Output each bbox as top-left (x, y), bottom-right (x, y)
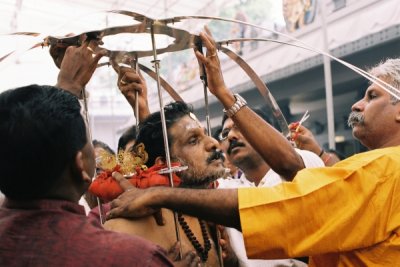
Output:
top-left (351, 98), bottom-right (364, 112)
top-left (206, 135), bottom-right (221, 152)
top-left (227, 126), bottom-right (240, 141)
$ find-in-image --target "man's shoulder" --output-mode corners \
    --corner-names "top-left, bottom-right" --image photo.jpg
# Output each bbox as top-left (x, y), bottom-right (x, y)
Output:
top-left (337, 146), bottom-right (400, 168)
top-left (88, 225), bottom-right (170, 262)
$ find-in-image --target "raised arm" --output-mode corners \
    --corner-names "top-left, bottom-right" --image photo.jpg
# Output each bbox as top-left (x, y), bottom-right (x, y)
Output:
top-left (194, 28), bottom-right (304, 180)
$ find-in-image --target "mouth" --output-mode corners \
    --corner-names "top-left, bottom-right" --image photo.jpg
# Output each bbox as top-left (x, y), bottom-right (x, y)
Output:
top-left (348, 112), bottom-right (364, 128)
top-left (227, 141), bottom-right (245, 155)
top-left (207, 150), bottom-right (224, 164)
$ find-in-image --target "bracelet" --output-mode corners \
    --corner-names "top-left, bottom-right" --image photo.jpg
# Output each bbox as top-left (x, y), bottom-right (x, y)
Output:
top-left (318, 149), bottom-right (324, 157)
top-left (223, 94), bottom-right (247, 117)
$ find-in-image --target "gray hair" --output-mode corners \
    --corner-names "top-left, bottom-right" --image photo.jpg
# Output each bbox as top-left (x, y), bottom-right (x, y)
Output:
top-left (368, 58), bottom-right (400, 104)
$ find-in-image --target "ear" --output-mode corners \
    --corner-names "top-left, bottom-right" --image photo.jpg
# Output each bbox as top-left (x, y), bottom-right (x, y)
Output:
top-left (75, 151), bottom-right (91, 184)
top-left (154, 156), bottom-right (166, 166)
top-left (394, 104), bottom-right (400, 122)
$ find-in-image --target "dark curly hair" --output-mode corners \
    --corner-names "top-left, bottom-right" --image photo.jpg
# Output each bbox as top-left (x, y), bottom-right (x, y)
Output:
top-left (134, 101), bottom-right (193, 166)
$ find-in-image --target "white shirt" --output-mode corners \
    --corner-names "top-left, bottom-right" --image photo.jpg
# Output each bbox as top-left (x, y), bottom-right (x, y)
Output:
top-left (217, 149), bottom-right (324, 267)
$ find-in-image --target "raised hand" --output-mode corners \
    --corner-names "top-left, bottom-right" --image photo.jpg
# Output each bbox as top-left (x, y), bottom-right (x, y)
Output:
top-left (289, 123), bottom-right (321, 155)
top-left (111, 61), bottom-right (150, 122)
top-left (55, 37), bottom-right (106, 97)
top-left (194, 26), bottom-right (231, 100)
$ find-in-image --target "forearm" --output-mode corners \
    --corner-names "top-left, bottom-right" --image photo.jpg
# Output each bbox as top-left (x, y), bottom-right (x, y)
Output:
top-left (137, 101), bottom-right (151, 123)
top-left (153, 187), bottom-right (241, 230)
top-left (217, 91), bottom-right (304, 180)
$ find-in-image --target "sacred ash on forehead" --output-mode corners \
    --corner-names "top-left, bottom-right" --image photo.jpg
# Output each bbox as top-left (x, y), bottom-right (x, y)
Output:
top-left (189, 112), bottom-right (203, 128)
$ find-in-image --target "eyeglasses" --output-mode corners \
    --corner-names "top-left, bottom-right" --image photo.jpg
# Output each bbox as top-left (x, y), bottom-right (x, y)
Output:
top-left (218, 125), bottom-right (239, 141)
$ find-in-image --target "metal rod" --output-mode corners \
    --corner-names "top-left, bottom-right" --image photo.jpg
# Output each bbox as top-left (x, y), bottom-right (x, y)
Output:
top-left (320, 1), bottom-right (336, 150)
top-left (132, 55), bottom-right (140, 128)
top-left (82, 88), bottom-right (106, 225)
top-left (150, 23), bottom-right (182, 260)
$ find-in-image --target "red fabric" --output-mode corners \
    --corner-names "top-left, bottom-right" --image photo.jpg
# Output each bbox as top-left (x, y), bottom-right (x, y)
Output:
top-left (89, 163), bottom-right (182, 202)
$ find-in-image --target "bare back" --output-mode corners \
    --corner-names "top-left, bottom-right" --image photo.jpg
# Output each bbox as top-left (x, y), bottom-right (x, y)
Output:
top-left (104, 208), bottom-right (220, 267)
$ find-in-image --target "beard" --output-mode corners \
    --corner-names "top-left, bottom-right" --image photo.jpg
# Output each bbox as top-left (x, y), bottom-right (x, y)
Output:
top-left (348, 111), bottom-right (365, 128)
top-left (174, 151), bottom-right (226, 189)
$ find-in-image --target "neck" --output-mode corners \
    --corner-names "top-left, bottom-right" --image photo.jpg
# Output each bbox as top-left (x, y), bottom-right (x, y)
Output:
top-left (240, 162), bottom-right (270, 186)
top-left (46, 171), bottom-right (85, 203)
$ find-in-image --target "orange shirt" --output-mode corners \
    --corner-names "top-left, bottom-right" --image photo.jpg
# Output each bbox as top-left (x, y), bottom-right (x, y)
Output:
top-left (239, 146), bottom-right (400, 266)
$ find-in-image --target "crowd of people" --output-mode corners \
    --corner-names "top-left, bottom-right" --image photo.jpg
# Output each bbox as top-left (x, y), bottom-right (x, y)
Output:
top-left (1, 26), bottom-right (400, 267)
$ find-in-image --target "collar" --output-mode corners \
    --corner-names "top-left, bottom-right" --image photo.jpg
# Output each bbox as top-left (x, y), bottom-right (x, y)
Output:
top-left (2, 198), bottom-right (86, 215)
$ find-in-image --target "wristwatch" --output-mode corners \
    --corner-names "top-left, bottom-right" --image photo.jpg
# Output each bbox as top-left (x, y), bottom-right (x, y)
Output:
top-left (223, 94), bottom-right (247, 117)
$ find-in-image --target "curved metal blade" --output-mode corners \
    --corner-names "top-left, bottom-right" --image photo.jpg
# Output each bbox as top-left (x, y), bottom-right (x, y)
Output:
top-left (138, 63), bottom-right (184, 102)
top-left (219, 45), bottom-right (290, 137)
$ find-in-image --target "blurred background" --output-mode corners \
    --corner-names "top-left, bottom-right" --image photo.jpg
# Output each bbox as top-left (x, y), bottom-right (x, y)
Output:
top-left (1, 0), bottom-right (399, 157)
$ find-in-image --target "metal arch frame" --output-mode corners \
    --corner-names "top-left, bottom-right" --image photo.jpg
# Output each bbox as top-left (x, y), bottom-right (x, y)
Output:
top-left (3, 12), bottom-right (399, 264)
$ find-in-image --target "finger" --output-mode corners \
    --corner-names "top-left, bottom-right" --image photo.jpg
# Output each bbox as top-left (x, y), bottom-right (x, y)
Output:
top-left (112, 171), bottom-right (135, 191)
top-left (124, 72), bottom-right (141, 83)
top-left (290, 131), bottom-right (299, 141)
top-left (153, 209), bottom-right (165, 226)
top-left (204, 25), bottom-right (213, 36)
top-left (185, 251), bottom-right (201, 267)
top-left (91, 50), bottom-right (106, 68)
top-left (199, 32), bottom-right (216, 58)
top-left (110, 198), bottom-right (122, 209)
top-left (92, 48), bottom-right (107, 62)
top-left (120, 83), bottom-right (142, 96)
top-left (106, 206), bottom-right (122, 220)
top-left (119, 73), bottom-right (129, 86)
top-left (88, 39), bottom-right (99, 50)
top-left (167, 241), bottom-right (181, 261)
top-left (217, 224), bottom-right (225, 233)
top-left (194, 50), bottom-right (207, 65)
top-left (80, 35), bottom-right (89, 48)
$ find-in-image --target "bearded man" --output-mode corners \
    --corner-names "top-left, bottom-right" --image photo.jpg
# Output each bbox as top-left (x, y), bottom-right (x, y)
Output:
top-left (102, 101), bottom-right (232, 266)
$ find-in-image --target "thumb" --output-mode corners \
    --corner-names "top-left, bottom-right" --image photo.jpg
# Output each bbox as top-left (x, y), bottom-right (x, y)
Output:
top-left (112, 171), bottom-right (135, 191)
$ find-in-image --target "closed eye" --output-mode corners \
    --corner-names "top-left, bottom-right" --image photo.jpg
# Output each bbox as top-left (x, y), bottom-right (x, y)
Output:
top-left (367, 91), bottom-right (377, 100)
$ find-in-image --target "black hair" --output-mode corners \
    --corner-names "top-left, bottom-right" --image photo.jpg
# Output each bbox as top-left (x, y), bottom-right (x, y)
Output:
top-left (117, 125), bottom-right (137, 151)
top-left (0, 85), bottom-right (87, 199)
top-left (221, 107), bottom-right (272, 127)
top-left (93, 139), bottom-right (115, 155)
top-left (134, 101), bottom-right (192, 166)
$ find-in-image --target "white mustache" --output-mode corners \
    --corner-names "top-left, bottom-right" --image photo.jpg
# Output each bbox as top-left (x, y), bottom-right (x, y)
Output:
top-left (348, 112), bottom-right (364, 128)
